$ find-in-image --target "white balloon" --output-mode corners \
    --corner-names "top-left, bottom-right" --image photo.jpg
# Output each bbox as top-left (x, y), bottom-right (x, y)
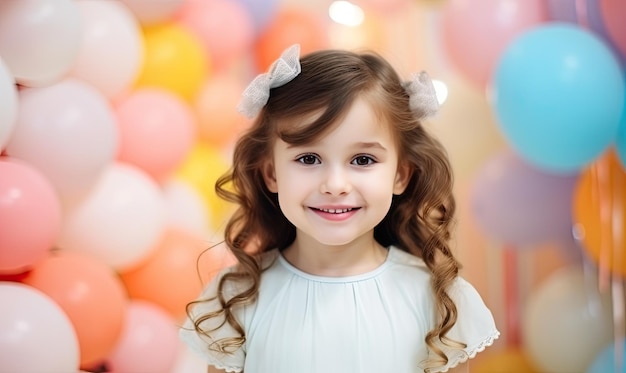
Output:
top-left (5, 78), bottom-right (118, 205)
top-left (69, 1), bottom-right (143, 98)
top-left (0, 0), bottom-right (81, 87)
top-left (0, 56), bottom-right (18, 150)
top-left (162, 179), bottom-right (212, 239)
top-left (0, 282), bottom-right (80, 372)
top-left (523, 266), bottom-right (613, 372)
top-left (57, 162), bottom-right (167, 270)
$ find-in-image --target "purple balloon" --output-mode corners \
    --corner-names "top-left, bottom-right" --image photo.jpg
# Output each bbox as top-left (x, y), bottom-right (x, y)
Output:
top-left (547, 0), bottom-right (623, 63)
top-left (470, 151), bottom-right (579, 247)
top-left (234, 0), bottom-right (279, 33)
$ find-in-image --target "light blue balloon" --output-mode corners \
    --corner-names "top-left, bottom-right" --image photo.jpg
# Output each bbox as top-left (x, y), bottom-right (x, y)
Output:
top-left (587, 339), bottom-right (626, 373)
top-left (492, 22), bottom-right (624, 173)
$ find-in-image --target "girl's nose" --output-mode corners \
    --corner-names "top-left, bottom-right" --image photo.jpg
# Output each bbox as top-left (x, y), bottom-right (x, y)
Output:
top-left (320, 166), bottom-right (352, 195)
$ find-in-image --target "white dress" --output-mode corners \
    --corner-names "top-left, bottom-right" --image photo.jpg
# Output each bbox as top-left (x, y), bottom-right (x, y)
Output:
top-left (180, 246), bottom-right (499, 373)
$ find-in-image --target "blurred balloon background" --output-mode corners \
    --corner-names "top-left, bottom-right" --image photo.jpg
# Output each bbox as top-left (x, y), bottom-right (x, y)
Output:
top-left (0, 0), bottom-right (624, 372)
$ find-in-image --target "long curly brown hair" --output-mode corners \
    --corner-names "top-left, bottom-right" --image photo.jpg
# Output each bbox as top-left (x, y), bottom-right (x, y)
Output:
top-left (186, 48), bottom-right (464, 370)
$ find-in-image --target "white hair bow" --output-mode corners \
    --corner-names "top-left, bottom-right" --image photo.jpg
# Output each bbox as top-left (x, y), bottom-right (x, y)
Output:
top-left (403, 71), bottom-right (439, 119)
top-left (237, 44), bottom-right (302, 119)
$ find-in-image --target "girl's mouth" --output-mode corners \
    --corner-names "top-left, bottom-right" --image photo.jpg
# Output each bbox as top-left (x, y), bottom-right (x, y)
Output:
top-left (316, 207), bottom-right (356, 214)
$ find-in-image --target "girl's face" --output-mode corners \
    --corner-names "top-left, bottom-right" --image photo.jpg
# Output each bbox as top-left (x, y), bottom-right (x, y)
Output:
top-left (263, 97), bottom-right (410, 249)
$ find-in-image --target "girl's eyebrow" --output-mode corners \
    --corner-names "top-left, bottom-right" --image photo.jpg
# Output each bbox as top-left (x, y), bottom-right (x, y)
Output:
top-left (285, 141), bottom-right (387, 151)
top-left (354, 142), bottom-right (387, 151)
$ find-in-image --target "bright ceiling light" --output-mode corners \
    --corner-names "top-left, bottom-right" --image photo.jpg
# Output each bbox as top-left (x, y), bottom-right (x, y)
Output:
top-left (329, 1), bottom-right (364, 27)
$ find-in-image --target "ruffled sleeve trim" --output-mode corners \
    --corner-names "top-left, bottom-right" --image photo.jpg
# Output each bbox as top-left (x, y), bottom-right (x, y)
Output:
top-left (431, 330), bottom-right (500, 372)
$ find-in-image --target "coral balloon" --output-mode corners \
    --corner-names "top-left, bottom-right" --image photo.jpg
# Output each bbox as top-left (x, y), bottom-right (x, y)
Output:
top-left (600, 0), bottom-right (626, 60)
top-left (175, 143), bottom-right (233, 227)
top-left (255, 7), bottom-right (329, 71)
top-left (115, 88), bottom-right (196, 181)
top-left (68, 0), bottom-right (143, 99)
top-left (492, 23), bottom-right (624, 173)
top-left (135, 23), bottom-right (210, 101)
top-left (0, 282), bottom-right (80, 372)
top-left (120, 228), bottom-right (235, 320)
top-left (194, 75), bottom-right (250, 146)
top-left (0, 0), bottom-right (81, 87)
top-left (573, 150), bottom-right (626, 277)
top-left (163, 179), bottom-right (213, 239)
top-left (176, 0), bottom-right (254, 69)
top-left (0, 157), bottom-right (61, 274)
top-left (106, 301), bottom-right (179, 373)
top-left (522, 267), bottom-right (613, 372)
top-left (57, 162), bottom-right (166, 271)
top-left (120, 0), bottom-right (185, 26)
top-left (23, 252), bottom-right (128, 367)
top-left (440, 0), bottom-right (547, 90)
top-left (5, 78), bottom-right (118, 206)
top-left (0, 57), bottom-right (17, 150)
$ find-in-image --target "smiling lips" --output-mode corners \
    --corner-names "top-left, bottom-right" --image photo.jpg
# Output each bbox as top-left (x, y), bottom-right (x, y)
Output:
top-left (310, 206), bottom-right (361, 221)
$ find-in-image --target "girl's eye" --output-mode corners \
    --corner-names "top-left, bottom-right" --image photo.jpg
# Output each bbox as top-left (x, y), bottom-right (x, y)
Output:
top-left (352, 155), bottom-right (375, 166)
top-left (296, 154), bottom-right (320, 165)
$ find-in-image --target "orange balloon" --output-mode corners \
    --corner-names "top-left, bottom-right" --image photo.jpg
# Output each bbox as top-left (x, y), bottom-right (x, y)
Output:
top-left (194, 75), bottom-right (250, 147)
top-left (472, 348), bottom-right (539, 373)
top-left (22, 251), bottom-right (128, 367)
top-left (255, 7), bottom-right (329, 71)
top-left (119, 228), bottom-right (236, 320)
top-left (573, 149), bottom-right (626, 277)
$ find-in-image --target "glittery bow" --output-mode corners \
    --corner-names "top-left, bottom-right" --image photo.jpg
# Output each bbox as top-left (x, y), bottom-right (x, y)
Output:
top-left (237, 44), bottom-right (302, 119)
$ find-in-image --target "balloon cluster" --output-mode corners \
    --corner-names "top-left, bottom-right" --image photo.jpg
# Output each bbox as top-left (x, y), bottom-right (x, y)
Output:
top-left (440, 1), bottom-right (626, 371)
top-left (0, 0), bottom-right (333, 371)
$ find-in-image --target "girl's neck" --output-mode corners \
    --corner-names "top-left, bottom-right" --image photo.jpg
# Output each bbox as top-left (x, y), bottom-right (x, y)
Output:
top-left (282, 234), bottom-right (388, 277)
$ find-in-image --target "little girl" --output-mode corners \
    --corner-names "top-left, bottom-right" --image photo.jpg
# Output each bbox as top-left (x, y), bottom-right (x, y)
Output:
top-left (180, 45), bottom-right (499, 373)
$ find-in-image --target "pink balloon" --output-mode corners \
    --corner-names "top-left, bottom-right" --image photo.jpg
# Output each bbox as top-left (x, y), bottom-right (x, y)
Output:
top-left (0, 157), bottom-right (61, 274)
top-left (440, 0), bottom-right (548, 90)
top-left (114, 89), bottom-right (196, 181)
top-left (0, 282), bottom-right (80, 372)
top-left (5, 78), bottom-right (118, 206)
top-left (600, 0), bottom-right (626, 60)
top-left (107, 301), bottom-right (179, 373)
top-left (356, 0), bottom-right (410, 13)
top-left (0, 0), bottom-right (81, 87)
top-left (69, 0), bottom-right (143, 99)
top-left (175, 0), bottom-right (255, 68)
top-left (57, 162), bottom-right (166, 271)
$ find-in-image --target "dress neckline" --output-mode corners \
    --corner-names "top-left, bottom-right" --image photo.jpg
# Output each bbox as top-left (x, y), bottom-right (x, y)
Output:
top-left (276, 247), bottom-right (395, 283)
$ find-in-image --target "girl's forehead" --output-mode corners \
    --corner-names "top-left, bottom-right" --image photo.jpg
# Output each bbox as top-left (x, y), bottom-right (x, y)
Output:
top-left (274, 94), bottom-right (393, 139)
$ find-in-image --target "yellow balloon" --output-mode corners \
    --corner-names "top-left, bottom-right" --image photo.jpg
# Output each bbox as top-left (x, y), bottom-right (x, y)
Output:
top-left (176, 142), bottom-right (233, 230)
top-left (136, 23), bottom-right (210, 101)
top-left (472, 348), bottom-right (539, 373)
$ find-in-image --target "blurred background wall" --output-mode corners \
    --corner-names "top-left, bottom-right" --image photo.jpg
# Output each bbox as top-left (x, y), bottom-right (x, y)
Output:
top-left (0, 0), bottom-right (625, 372)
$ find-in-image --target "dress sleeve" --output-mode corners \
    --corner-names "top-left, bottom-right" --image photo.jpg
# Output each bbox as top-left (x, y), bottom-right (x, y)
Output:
top-left (179, 268), bottom-right (246, 373)
top-left (429, 277), bottom-right (500, 372)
